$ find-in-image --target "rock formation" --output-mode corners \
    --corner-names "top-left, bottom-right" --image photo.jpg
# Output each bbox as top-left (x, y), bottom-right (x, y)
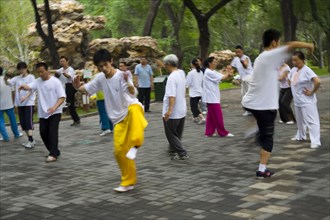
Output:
top-left (27, 0), bottom-right (165, 71)
top-left (209, 50), bottom-right (236, 69)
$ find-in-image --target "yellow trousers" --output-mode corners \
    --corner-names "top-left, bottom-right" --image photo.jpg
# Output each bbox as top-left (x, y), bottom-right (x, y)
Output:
top-left (113, 104), bottom-right (148, 186)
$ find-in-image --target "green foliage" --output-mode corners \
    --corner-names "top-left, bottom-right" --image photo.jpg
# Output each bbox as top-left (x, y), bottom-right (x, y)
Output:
top-left (311, 66), bottom-right (330, 76)
top-left (0, 0), bottom-right (34, 63)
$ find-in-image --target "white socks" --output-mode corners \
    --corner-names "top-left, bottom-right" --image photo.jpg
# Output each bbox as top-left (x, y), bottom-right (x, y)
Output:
top-left (258, 164), bottom-right (266, 172)
top-left (126, 147), bottom-right (138, 160)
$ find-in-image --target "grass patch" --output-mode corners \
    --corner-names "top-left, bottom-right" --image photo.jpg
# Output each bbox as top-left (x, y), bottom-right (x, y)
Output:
top-left (310, 66), bottom-right (329, 76)
top-left (220, 81), bottom-right (240, 90)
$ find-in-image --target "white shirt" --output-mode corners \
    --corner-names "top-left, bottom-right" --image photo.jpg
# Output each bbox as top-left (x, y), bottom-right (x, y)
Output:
top-left (186, 69), bottom-right (203, 97)
top-left (8, 74), bottom-right (36, 106)
top-left (289, 65), bottom-right (318, 107)
top-left (162, 69), bottom-right (186, 119)
top-left (278, 64), bottom-right (291, 89)
top-left (28, 76), bottom-right (66, 119)
top-left (242, 46), bottom-right (290, 110)
top-left (231, 55), bottom-right (253, 80)
top-left (56, 66), bottom-right (75, 84)
top-left (202, 68), bottom-right (223, 104)
top-left (0, 76), bottom-right (14, 110)
top-left (85, 70), bottom-right (140, 125)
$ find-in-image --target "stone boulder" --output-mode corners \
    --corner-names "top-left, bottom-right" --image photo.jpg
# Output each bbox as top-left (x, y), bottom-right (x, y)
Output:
top-left (28, 0), bottom-right (106, 69)
top-left (209, 50), bottom-right (236, 69)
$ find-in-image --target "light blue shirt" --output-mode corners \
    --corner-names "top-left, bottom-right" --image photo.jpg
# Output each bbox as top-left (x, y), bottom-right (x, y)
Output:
top-left (134, 64), bottom-right (153, 88)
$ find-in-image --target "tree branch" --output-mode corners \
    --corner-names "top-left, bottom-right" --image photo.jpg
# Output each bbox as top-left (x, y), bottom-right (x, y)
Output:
top-left (205, 0), bottom-right (232, 20)
top-left (30, 0), bottom-right (48, 42)
top-left (309, 0), bottom-right (330, 32)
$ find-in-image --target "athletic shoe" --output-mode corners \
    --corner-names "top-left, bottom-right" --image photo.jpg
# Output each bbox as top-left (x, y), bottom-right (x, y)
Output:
top-left (113, 185), bottom-right (134, 193)
top-left (286, 121), bottom-right (295, 125)
top-left (15, 133), bottom-right (24, 138)
top-left (291, 137), bottom-right (306, 141)
top-left (126, 147), bottom-right (138, 160)
top-left (45, 156), bottom-right (57, 163)
top-left (70, 121), bottom-right (81, 126)
top-left (170, 153), bottom-right (180, 160)
top-left (310, 144), bottom-right (320, 149)
top-left (242, 111), bottom-right (251, 116)
top-left (226, 133), bottom-right (234, 137)
top-left (0, 137), bottom-right (3, 141)
top-left (22, 141), bottom-right (35, 149)
top-left (99, 129), bottom-right (112, 136)
top-left (278, 120), bottom-right (284, 124)
top-left (256, 169), bottom-right (275, 179)
top-left (192, 118), bottom-right (199, 123)
top-left (197, 119), bottom-right (206, 125)
top-left (202, 111), bottom-right (207, 115)
top-left (179, 154), bottom-right (190, 160)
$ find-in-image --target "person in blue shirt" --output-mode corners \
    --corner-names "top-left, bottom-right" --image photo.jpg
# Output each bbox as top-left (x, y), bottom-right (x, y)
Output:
top-left (134, 57), bottom-right (154, 112)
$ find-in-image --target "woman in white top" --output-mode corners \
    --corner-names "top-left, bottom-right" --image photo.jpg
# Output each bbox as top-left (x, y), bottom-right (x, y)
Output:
top-left (278, 63), bottom-right (295, 124)
top-left (186, 58), bottom-right (205, 124)
top-left (7, 62), bottom-right (36, 148)
top-left (288, 51), bottom-right (321, 149)
top-left (202, 57), bottom-right (234, 137)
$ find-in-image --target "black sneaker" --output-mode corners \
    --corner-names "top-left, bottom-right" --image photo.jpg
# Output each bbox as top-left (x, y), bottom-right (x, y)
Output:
top-left (256, 169), bottom-right (275, 179)
top-left (179, 154), bottom-right (190, 160)
top-left (170, 153), bottom-right (180, 160)
top-left (70, 121), bottom-right (81, 126)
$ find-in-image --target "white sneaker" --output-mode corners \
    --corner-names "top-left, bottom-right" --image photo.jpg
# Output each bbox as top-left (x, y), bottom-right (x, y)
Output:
top-left (113, 185), bottom-right (134, 192)
top-left (278, 120), bottom-right (284, 124)
top-left (286, 121), bottom-right (295, 125)
top-left (22, 141), bottom-right (35, 149)
top-left (0, 137), bottom-right (3, 141)
top-left (310, 144), bottom-right (320, 149)
top-left (202, 111), bottom-right (207, 115)
top-left (197, 119), bottom-right (206, 125)
top-left (126, 147), bottom-right (138, 160)
top-left (242, 111), bottom-right (251, 116)
top-left (226, 133), bottom-right (234, 137)
top-left (100, 129), bottom-right (112, 136)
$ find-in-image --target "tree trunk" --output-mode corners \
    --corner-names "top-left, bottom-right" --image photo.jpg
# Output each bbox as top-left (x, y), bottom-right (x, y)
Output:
top-left (184, 0), bottom-right (232, 61)
top-left (197, 19), bottom-right (210, 61)
top-left (163, 1), bottom-right (185, 67)
top-left (316, 29), bottom-right (324, 68)
top-left (327, 32), bottom-right (330, 72)
top-left (280, 0), bottom-right (297, 42)
top-left (143, 0), bottom-right (162, 36)
top-left (30, 0), bottom-right (59, 68)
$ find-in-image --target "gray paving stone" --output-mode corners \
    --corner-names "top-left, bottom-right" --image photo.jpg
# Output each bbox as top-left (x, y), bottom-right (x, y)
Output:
top-left (1, 76), bottom-right (329, 220)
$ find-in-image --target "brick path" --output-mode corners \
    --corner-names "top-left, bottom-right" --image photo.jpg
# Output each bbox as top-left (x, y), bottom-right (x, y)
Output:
top-left (1, 76), bottom-right (329, 220)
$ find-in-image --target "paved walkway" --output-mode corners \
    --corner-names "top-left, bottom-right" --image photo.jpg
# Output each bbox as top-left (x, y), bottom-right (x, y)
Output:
top-left (1, 76), bottom-right (329, 220)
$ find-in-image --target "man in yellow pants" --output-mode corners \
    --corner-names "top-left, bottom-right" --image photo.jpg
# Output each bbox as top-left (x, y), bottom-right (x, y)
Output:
top-left (73, 49), bottom-right (148, 192)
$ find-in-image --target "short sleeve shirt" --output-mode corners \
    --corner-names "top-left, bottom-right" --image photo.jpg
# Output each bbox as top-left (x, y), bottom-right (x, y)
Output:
top-left (134, 64), bottom-right (153, 88)
top-left (231, 55), bottom-right (253, 80)
top-left (288, 65), bottom-right (318, 107)
top-left (8, 74), bottom-right (36, 106)
top-left (202, 68), bottom-right (223, 104)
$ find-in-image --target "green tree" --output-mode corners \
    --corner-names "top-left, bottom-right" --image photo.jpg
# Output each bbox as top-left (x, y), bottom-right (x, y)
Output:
top-left (0, 0), bottom-right (34, 63)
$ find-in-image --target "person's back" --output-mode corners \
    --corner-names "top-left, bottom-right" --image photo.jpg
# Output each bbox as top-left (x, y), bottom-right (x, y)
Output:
top-left (0, 76), bottom-right (14, 110)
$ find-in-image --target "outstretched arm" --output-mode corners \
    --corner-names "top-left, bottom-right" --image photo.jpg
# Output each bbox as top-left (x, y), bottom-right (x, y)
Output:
top-left (72, 75), bottom-right (87, 93)
top-left (286, 42), bottom-right (314, 53)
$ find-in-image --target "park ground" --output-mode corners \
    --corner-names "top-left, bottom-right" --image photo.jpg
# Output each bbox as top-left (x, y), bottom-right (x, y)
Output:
top-left (0, 76), bottom-right (329, 220)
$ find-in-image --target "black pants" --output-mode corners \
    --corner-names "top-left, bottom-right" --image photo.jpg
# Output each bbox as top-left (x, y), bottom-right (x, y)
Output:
top-left (279, 88), bottom-right (295, 122)
top-left (190, 96), bottom-right (202, 118)
top-left (138, 88), bottom-right (151, 112)
top-left (163, 117), bottom-right (187, 155)
top-left (18, 106), bottom-right (34, 131)
top-left (39, 114), bottom-right (61, 157)
top-left (65, 83), bottom-right (80, 122)
top-left (245, 108), bottom-right (277, 153)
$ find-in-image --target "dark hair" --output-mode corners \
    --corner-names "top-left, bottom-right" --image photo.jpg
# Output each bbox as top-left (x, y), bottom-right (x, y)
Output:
top-left (191, 58), bottom-right (201, 72)
top-left (262, 29), bottom-right (281, 48)
top-left (36, 62), bottom-right (48, 70)
top-left (93, 49), bottom-right (112, 66)
top-left (119, 61), bottom-right (127, 66)
top-left (293, 51), bottom-right (305, 61)
top-left (16, 61), bottom-right (28, 70)
top-left (235, 45), bottom-right (243, 50)
top-left (0, 67), bottom-right (3, 76)
top-left (59, 56), bottom-right (68, 61)
top-left (204, 57), bottom-right (215, 68)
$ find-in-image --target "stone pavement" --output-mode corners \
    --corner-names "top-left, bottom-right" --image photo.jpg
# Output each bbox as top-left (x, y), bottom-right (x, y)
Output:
top-left (1, 76), bottom-right (329, 220)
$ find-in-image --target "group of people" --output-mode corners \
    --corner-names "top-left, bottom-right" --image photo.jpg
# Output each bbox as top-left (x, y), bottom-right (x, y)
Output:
top-left (0, 28), bottom-right (322, 192)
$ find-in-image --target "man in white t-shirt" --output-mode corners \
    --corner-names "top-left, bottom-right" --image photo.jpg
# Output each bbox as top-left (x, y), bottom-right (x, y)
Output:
top-left (230, 45), bottom-right (253, 116)
top-left (55, 56), bottom-right (80, 126)
top-left (162, 54), bottom-right (189, 160)
top-left (73, 49), bottom-right (148, 193)
top-left (19, 62), bottom-right (66, 163)
top-left (241, 29), bottom-right (314, 179)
